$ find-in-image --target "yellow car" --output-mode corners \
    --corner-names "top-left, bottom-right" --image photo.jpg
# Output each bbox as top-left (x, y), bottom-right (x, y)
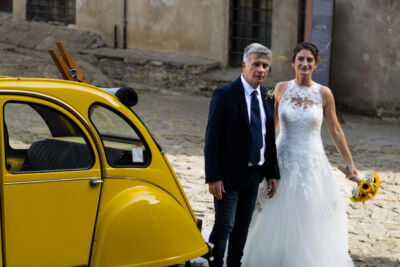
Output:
top-left (0, 76), bottom-right (208, 266)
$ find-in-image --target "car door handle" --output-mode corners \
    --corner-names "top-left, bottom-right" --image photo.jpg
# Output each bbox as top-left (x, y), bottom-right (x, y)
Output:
top-left (89, 178), bottom-right (103, 187)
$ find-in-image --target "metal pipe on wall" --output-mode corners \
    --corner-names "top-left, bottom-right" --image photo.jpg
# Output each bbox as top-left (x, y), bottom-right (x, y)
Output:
top-left (114, 25), bottom-right (118, 48)
top-left (123, 0), bottom-right (127, 49)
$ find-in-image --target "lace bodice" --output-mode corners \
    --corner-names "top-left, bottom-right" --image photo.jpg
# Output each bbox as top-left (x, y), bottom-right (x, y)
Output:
top-left (277, 79), bottom-right (323, 147)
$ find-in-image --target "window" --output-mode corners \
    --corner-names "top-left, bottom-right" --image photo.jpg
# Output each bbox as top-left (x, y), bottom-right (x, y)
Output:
top-left (0, 0), bottom-right (12, 12)
top-left (89, 104), bottom-right (150, 167)
top-left (26, 0), bottom-right (76, 24)
top-left (229, 0), bottom-right (273, 66)
top-left (4, 102), bottom-right (93, 172)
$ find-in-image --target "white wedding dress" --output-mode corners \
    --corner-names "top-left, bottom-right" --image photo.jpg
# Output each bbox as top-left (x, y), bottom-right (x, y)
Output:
top-left (242, 80), bottom-right (353, 267)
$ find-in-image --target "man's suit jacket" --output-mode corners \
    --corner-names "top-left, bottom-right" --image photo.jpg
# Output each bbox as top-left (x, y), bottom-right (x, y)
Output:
top-left (204, 76), bottom-right (280, 190)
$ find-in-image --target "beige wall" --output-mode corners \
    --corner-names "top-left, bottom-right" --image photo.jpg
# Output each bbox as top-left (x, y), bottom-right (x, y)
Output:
top-left (76, 0), bottom-right (229, 65)
top-left (12, 0), bottom-right (25, 20)
top-left (331, 0), bottom-right (400, 116)
top-left (13, 0), bottom-right (294, 69)
top-left (270, 0), bottom-right (299, 80)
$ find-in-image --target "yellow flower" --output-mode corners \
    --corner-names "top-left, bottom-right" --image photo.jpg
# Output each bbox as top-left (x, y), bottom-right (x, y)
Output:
top-left (359, 192), bottom-right (371, 203)
top-left (359, 181), bottom-right (372, 194)
top-left (370, 188), bottom-right (378, 197)
top-left (373, 172), bottom-right (381, 188)
top-left (349, 170), bottom-right (381, 203)
top-left (350, 190), bottom-right (360, 202)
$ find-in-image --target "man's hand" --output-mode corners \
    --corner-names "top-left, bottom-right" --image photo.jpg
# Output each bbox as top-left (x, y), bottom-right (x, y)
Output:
top-left (208, 180), bottom-right (225, 200)
top-left (267, 178), bottom-right (278, 198)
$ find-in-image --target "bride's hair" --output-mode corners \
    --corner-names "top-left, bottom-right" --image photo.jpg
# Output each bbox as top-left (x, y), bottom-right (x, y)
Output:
top-left (291, 42), bottom-right (319, 64)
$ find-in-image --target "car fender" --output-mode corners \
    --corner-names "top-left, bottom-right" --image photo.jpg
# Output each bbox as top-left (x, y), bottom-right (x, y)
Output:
top-left (91, 182), bottom-right (208, 267)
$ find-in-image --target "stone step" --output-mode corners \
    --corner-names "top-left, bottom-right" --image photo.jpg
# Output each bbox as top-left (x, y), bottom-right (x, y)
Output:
top-left (80, 47), bottom-right (220, 74)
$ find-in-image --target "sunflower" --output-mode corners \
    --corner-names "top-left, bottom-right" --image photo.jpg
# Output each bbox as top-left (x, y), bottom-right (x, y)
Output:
top-left (370, 187), bottom-right (379, 197)
top-left (348, 169), bottom-right (382, 203)
top-left (350, 193), bottom-right (359, 202)
top-left (373, 172), bottom-right (381, 188)
top-left (359, 192), bottom-right (371, 203)
top-left (359, 181), bottom-right (372, 194)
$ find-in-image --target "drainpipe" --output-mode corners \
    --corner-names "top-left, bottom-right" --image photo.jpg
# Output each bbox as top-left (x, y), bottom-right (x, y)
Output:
top-left (123, 0), bottom-right (127, 49)
top-left (114, 25), bottom-right (118, 48)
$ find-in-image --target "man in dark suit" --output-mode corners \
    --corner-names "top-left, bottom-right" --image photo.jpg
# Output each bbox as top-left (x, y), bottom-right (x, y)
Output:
top-left (204, 43), bottom-right (280, 267)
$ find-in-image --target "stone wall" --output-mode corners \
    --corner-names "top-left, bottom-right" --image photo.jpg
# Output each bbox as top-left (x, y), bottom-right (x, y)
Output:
top-left (331, 0), bottom-right (400, 116)
top-left (76, 0), bottom-right (229, 65)
top-left (12, 0), bottom-right (25, 19)
top-left (270, 0), bottom-right (299, 80)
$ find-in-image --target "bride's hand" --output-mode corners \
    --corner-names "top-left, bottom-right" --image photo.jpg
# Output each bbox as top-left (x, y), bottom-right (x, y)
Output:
top-left (338, 164), bottom-right (360, 184)
top-left (346, 163), bottom-right (360, 184)
top-left (346, 163), bottom-right (357, 176)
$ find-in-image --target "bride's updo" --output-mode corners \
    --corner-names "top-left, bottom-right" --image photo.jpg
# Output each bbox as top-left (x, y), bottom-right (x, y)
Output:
top-left (291, 42), bottom-right (319, 64)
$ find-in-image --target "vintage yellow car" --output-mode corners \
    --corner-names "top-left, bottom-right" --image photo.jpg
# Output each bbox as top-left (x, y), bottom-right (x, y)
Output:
top-left (0, 75), bottom-right (208, 266)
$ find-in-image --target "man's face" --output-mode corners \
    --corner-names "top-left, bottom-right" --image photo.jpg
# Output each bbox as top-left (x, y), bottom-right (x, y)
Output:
top-left (242, 53), bottom-right (271, 89)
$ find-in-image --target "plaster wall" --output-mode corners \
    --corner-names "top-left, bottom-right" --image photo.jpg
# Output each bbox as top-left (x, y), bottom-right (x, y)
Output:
top-left (76, 0), bottom-right (229, 65)
top-left (270, 0), bottom-right (299, 80)
top-left (331, 0), bottom-right (400, 116)
top-left (12, 0), bottom-right (25, 20)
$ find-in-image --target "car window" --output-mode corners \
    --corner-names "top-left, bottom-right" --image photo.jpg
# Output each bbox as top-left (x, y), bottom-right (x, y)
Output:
top-left (89, 104), bottom-right (150, 167)
top-left (6, 103), bottom-right (52, 149)
top-left (4, 102), bottom-right (94, 172)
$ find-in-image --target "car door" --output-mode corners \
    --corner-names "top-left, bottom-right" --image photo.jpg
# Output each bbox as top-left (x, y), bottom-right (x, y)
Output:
top-left (0, 96), bottom-right (102, 267)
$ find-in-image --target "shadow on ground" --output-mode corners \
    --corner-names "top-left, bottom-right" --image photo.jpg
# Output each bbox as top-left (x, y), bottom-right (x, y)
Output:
top-left (352, 255), bottom-right (400, 267)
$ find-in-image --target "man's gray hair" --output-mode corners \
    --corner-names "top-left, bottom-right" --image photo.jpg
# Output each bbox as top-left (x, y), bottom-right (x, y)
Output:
top-left (243, 43), bottom-right (272, 63)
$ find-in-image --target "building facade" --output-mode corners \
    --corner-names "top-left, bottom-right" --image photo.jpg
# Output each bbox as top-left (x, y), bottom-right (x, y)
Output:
top-left (10, 0), bottom-right (400, 116)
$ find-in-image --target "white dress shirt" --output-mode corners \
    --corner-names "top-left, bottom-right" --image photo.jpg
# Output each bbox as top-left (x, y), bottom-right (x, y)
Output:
top-left (241, 75), bottom-right (267, 166)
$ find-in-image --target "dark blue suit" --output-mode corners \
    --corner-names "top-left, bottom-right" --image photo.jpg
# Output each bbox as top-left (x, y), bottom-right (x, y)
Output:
top-left (204, 76), bottom-right (280, 266)
top-left (205, 77), bottom-right (280, 188)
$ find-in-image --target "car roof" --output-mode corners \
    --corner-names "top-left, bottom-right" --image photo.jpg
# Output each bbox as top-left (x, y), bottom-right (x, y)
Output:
top-left (0, 77), bottom-right (126, 117)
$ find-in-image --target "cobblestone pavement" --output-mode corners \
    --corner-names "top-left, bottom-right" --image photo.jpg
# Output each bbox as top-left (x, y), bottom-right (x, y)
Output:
top-left (134, 90), bottom-right (400, 267)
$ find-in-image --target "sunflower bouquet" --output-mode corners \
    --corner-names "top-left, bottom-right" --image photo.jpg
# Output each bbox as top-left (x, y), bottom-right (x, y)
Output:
top-left (349, 170), bottom-right (381, 203)
top-left (338, 166), bottom-right (381, 203)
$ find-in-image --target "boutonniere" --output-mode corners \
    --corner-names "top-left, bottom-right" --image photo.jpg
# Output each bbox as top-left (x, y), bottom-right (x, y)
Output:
top-left (265, 88), bottom-right (274, 99)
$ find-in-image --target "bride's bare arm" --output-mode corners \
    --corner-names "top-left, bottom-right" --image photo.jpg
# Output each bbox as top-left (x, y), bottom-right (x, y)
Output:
top-left (321, 86), bottom-right (357, 176)
top-left (273, 81), bottom-right (289, 132)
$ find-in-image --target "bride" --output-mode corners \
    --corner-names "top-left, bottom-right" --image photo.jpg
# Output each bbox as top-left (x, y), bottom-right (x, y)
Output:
top-left (242, 42), bottom-right (356, 267)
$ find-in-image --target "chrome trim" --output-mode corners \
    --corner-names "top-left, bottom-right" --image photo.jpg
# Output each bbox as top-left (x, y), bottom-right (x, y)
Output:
top-left (104, 176), bottom-right (183, 208)
top-left (4, 177), bottom-right (98, 185)
top-left (90, 178), bottom-right (104, 186)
